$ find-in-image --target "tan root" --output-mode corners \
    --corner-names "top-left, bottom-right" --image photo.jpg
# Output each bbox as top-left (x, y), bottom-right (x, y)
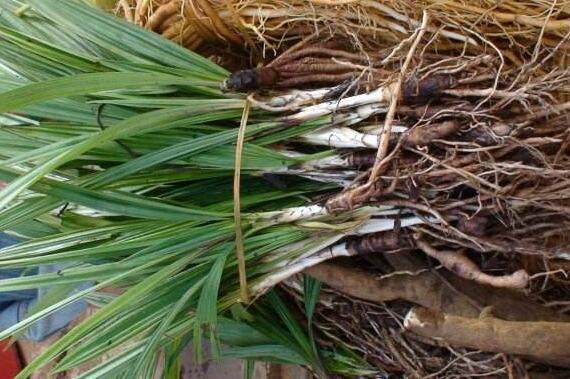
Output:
top-left (305, 261), bottom-right (564, 322)
top-left (404, 307), bottom-right (570, 368)
top-left (414, 236), bottom-right (529, 289)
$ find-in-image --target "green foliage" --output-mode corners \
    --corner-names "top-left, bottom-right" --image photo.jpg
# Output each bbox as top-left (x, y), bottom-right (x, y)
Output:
top-left (0, 1), bottom-right (373, 377)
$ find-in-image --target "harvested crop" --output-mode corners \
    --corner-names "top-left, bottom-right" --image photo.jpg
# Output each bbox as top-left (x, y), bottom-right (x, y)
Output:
top-left (0, 0), bottom-right (569, 377)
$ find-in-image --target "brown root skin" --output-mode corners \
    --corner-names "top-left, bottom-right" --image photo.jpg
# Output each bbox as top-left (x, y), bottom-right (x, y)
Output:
top-left (414, 236), bottom-right (530, 289)
top-left (305, 262), bottom-right (433, 305)
top-left (455, 213), bottom-right (490, 237)
top-left (224, 64), bottom-right (457, 95)
top-left (404, 307), bottom-right (570, 368)
top-left (402, 74), bottom-right (457, 105)
top-left (404, 120), bottom-right (461, 147)
top-left (305, 260), bottom-right (566, 322)
top-left (277, 72), bottom-right (356, 88)
top-left (279, 61), bottom-right (354, 74)
top-left (346, 151), bottom-right (376, 168)
top-left (383, 252), bottom-right (566, 322)
top-left (277, 46), bottom-right (370, 64)
top-left (396, 103), bottom-right (472, 118)
top-left (346, 231), bottom-right (410, 255)
top-left (222, 66), bottom-right (354, 91)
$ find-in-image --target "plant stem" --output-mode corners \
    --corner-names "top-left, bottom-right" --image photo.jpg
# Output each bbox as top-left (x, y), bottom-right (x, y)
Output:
top-left (233, 101), bottom-right (251, 303)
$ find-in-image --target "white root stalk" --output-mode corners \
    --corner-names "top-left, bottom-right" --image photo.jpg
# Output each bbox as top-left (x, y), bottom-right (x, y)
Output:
top-left (254, 93), bottom-right (389, 127)
top-left (252, 243), bottom-right (351, 294)
top-left (261, 235), bottom-right (345, 269)
top-left (252, 215), bottom-right (427, 294)
top-left (331, 103), bottom-right (388, 127)
top-left (285, 83), bottom-right (396, 123)
top-left (300, 124), bottom-right (406, 149)
top-left (279, 169), bottom-right (357, 186)
top-left (301, 127), bottom-right (380, 149)
top-left (253, 201), bottom-right (422, 225)
top-left (260, 207), bottom-right (414, 267)
top-left (248, 87), bottom-right (333, 111)
top-left (353, 215), bottom-right (428, 235)
top-left (358, 123), bottom-right (408, 134)
top-left (300, 155), bottom-right (351, 169)
top-left (252, 204), bottom-right (328, 224)
top-left (263, 156), bottom-right (357, 184)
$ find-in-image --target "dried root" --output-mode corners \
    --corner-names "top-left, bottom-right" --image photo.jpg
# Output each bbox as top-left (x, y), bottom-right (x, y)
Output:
top-left (403, 120), bottom-right (461, 147)
top-left (404, 307), bottom-right (570, 368)
top-left (414, 236), bottom-right (530, 289)
top-left (305, 261), bottom-right (563, 322)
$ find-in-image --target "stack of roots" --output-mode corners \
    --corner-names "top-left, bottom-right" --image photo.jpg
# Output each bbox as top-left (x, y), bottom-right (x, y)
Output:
top-left (116, 1), bottom-right (570, 377)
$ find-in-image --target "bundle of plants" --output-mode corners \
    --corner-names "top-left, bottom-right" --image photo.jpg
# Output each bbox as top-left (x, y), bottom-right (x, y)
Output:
top-left (113, 0), bottom-right (570, 69)
top-left (0, 1), bottom-right (569, 378)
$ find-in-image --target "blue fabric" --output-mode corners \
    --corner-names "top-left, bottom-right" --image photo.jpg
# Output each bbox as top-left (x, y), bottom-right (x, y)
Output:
top-left (0, 234), bottom-right (35, 302)
top-left (0, 234), bottom-right (87, 341)
top-left (0, 233), bottom-right (19, 247)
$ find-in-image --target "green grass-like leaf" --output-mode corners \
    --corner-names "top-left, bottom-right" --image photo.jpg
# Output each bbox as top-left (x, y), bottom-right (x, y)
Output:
top-left (0, 1), bottom-right (373, 377)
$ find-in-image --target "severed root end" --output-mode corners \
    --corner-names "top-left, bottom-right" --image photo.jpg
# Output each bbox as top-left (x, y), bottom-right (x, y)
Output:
top-left (414, 236), bottom-right (529, 289)
top-left (404, 306), bottom-right (442, 331)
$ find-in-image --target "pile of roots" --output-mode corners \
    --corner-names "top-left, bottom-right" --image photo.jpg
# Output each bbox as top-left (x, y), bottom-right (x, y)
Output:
top-left (116, 1), bottom-right (570, 377)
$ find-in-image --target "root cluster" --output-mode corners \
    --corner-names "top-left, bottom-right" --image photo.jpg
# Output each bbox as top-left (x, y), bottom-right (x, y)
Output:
top-left (247, 12), bottom-right (570, 376)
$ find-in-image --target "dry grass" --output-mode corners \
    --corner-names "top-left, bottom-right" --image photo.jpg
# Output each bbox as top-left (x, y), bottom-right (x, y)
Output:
top-left (117, 0), bottom-right (569, 70)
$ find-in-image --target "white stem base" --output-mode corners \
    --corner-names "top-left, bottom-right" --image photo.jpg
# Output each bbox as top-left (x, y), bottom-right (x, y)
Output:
top-left (252, 242), bottom-right (350, 293)
top-left (286, 84), bottom-right (395, 123)
top-left (301, 127), bottom-right (380, 149)
top-left (253, 204), bottom-right (328, 225)
top-left (253, 214), bottom-right (429, 295)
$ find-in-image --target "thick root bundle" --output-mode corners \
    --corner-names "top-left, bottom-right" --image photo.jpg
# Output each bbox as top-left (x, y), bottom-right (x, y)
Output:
top-left (112, 1), bottom-right (570, 374)
top-left (243, 34), bottom-right (570, 265)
